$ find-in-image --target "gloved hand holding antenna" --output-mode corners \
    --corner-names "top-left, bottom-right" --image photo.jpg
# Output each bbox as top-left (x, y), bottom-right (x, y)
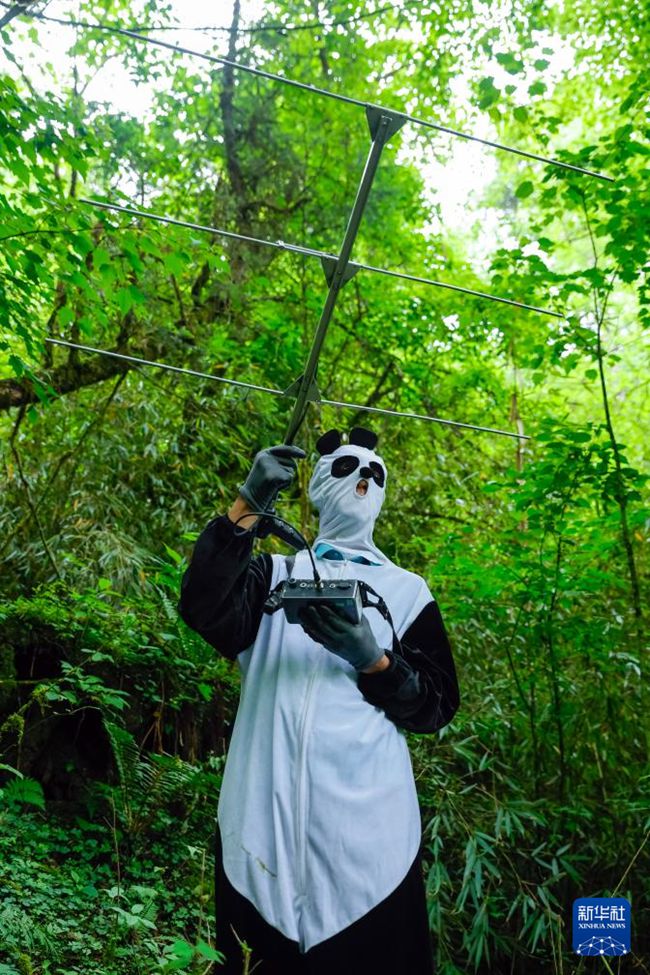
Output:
top-left (233, 443), bottom-right (308, 551)
top-left (239, 444), bottom-right (306, 512)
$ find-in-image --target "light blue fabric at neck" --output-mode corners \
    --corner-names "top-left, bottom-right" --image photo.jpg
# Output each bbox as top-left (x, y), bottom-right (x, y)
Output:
top-left (313, 542), bottom-right (381, 566)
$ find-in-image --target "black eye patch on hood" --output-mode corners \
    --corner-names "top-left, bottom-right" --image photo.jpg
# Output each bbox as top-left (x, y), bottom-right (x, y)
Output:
top-left (331, 455), bottom-right (385, 487)
top-left (331, 455), bottom-right (359, 478)
top-left (366, 462), bottom-right (385, 488)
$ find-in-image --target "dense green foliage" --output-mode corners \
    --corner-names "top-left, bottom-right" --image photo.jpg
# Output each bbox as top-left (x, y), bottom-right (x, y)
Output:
top-left (1, 0), bottom-right (648, 972)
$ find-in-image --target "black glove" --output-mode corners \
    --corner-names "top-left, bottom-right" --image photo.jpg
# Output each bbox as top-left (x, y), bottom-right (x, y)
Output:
top-left (299, 604), bottom-right (385, 671)
top-left (239, 444), bottom-right (306, 513)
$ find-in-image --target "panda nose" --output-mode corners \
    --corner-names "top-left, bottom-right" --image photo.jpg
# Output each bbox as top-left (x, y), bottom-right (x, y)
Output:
top-left (359, 463), bottom-right (385, 487)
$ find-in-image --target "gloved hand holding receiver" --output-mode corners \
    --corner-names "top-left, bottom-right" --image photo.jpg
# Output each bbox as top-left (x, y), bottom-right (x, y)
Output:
top-left (299, 603), bottom-right (388, 672)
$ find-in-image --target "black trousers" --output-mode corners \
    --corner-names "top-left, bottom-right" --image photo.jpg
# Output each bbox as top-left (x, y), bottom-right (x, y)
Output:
top-left (214, 828), bottom-right (435, 975)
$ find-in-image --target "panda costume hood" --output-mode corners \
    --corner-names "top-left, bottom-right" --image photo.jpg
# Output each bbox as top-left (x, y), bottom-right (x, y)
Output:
top-left (309, 427), bottom-right (387, 564)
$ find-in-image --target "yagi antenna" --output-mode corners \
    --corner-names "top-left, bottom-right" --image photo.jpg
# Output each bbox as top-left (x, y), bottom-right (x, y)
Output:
top-left (13, 9), bottom-right (603, 444)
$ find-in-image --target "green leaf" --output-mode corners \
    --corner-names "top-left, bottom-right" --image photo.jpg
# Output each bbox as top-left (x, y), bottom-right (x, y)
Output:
top-left (513, 106), bottom-right (528, 123)
top-left (7, 354), bottom-right (26, 377)
top-left (93, 246), bottom-right (111, 268)
top-left (528, 81), bottom-right (546, 96)
top-left (58, 305), bottom-right (74, 327)
top-left (8, 155), bottom-right (31, 184)
top-left (163, 940), bottom-right (194, 971)
top-left (477, 77), bottom-right (500, 109)
top-left (115, 287), bottom-right (134, 315)
top-left (515, 180), bottom-right (534, 199)
top-left (195, 940), bottom-right (224, 962)
top-left (78, 315), bottom-right (94, 336)
top-left (128, 284), bottom-right (146, 305)
top-left (164, 251), bottom-right (188, 276)
top-left (496, 52), bottom-right (525, 74)
top-left (100, 263), bottom-right (116, 287)
top-left (164, 544), bottom-right (183, 565)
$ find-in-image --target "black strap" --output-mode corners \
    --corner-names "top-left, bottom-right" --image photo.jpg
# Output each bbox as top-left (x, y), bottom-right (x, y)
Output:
top-left (358, 580), bottom-right (403, 658)
top-left (358, 580), bottom-right (393, 627)
top-left (263, 554), bottom-right (296, 614)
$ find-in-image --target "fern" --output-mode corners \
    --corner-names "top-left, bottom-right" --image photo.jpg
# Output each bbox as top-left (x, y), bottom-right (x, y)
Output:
top-left (102, 720), bottom-right (219, 835)
top-left (0, 904), bottom-right (59, 962)
top-left (1, 778), bottom-right (45, 809)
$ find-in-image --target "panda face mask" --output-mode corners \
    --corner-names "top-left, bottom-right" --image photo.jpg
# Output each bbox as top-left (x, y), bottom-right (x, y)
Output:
top-left (308, 428), bottom-right (387, 563)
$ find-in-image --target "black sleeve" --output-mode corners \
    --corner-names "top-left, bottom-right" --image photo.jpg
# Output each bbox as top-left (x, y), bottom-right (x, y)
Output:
top-left (357, 600), bottom-right (460, 734)
top-left (177, 515), bottom-right (273, 659)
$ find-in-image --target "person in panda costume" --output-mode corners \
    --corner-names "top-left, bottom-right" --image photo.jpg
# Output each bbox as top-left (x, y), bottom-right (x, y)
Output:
top-left (179, 427), bottom-right (460, 974)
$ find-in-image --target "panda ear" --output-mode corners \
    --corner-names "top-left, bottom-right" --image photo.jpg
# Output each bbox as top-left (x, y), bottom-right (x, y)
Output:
top-left (349, 427), bottom-right (378, 451)
top-left (316, 429), bottom-right (342, 456)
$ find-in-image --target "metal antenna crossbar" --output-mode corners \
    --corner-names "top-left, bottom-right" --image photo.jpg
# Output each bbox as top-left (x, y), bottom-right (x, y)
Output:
top-left (45, 338), bottom-right (530, 441)
top-left (82, 198), bottom-right (563, 319)
top-left (45, 338), bottom-right (285, 396)
top-left (36, 14), bottom-right (612, 182)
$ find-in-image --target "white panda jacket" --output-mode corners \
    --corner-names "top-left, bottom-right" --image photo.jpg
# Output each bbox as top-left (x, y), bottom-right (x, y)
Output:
top-left (179, 515), bottom-right (459, 952)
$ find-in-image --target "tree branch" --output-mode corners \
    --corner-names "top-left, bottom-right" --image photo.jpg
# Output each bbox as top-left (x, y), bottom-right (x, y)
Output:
top-left (0, 337), bottom-right (156, 411)
top-left (0, 0), bottom-right (36, 29)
